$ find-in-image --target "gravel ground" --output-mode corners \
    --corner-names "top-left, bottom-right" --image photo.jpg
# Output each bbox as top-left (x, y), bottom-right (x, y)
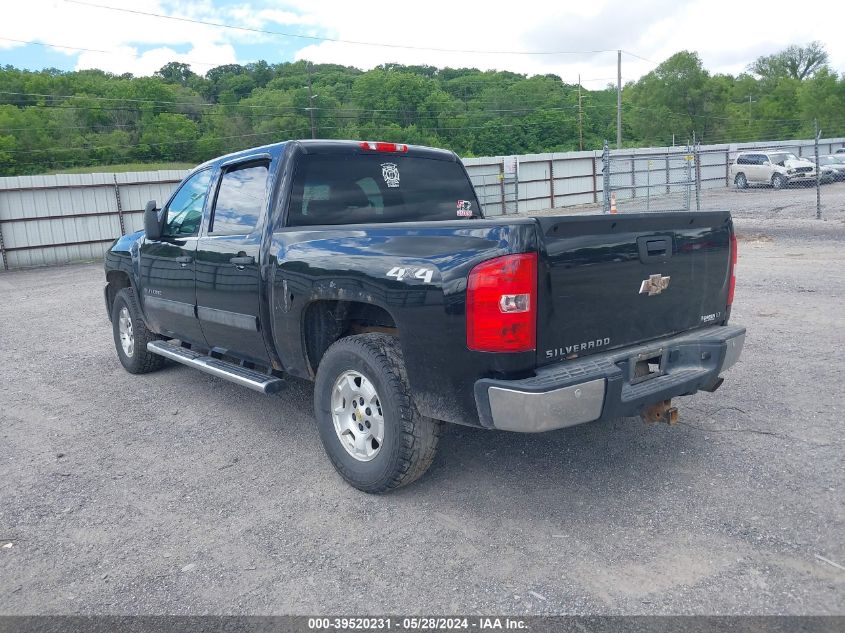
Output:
top-left (0, 184), bottom-right (843, 615)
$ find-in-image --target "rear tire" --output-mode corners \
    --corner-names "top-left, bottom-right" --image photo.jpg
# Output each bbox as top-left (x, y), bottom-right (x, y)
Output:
top-left (314, 333), bottom-right (441, 493)
top-left (771, 173), bottom-right (786, 189)
top-left (111, 288), bottom-right (165, 374)
top-left (734, 173), bottom-right (747, 189)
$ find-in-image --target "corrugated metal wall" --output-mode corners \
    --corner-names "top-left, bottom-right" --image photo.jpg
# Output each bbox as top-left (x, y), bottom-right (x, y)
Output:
top-left (0, 170), bottom-right (187, 269)
top-left (2, 136), bottom-right (843, 270)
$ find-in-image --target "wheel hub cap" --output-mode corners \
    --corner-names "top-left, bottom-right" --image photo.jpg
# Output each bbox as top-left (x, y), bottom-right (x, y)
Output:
top-left (330, 370), bottom-right (384, 462)
top-left (118, 306), bottom-right (134, 357)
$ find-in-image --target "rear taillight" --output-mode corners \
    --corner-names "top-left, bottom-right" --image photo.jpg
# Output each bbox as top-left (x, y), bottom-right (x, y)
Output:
top-left (359, 141), bottom-right (409, 152)
top-left (727, 233), bottom-right (737, 308)
top-left (466, 253), bottom-right (537, 352)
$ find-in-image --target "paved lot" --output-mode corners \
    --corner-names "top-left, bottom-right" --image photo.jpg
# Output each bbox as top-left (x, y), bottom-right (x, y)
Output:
top-left (0, 185), bottom-right (843, 615)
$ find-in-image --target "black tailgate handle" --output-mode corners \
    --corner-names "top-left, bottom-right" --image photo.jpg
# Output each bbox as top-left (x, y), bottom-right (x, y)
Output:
top-left (637, 235), bottom-right (672, 262)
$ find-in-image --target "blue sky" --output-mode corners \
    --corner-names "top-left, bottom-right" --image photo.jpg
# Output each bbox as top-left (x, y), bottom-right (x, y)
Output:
top-left (2, 0), bottom-right (842, 85)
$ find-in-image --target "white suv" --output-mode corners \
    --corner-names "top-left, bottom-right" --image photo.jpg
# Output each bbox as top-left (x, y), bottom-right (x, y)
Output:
top-left (730, 150), bottom-right (817, 189)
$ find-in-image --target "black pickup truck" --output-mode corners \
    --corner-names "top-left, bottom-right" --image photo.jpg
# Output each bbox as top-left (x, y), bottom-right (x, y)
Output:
top-left (104, 140), bottom-right (745, 492)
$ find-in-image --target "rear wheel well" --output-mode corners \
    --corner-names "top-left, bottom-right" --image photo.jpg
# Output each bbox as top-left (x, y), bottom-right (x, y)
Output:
top-left (303, 300), bottom-right (397, 376)
top-left (105, 270), bottom-right (131, 319)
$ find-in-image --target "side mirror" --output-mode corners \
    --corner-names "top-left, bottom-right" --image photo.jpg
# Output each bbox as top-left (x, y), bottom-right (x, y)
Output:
top-left (143, 200), bottom-right (163, 241)
top-left (763, 160), bottom-right (771, 166)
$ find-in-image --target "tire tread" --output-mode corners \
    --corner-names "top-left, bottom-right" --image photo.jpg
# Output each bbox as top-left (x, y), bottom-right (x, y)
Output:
top-left (113, 288), bottom-right (165, 374)
top-left (317, 333), bottom-right (441, 493)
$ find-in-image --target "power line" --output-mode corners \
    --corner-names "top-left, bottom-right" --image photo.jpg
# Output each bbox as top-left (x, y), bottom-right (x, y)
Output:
top-left (65, 1), bottom-right (620, 57)
top-left (622, 50), bottom-right (659, 65)
top-left (0, 36), bottom-right (110, 55)
top-left (0, 36), bottom-right (225, 68)
top-left (0, 90), bottom-right (589, 116)
top-left (0, 37), bottom-right (634, 88)
top-left (619, 101), bottom-right (811, 124)
top-left (0, 122), bottom-right (137, 133)
top-left (2, 114), bottom-right (585, 156)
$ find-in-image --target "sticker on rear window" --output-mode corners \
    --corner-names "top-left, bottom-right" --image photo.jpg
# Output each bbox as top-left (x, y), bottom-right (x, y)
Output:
top-left (381, 163), bottom-right (400, 188)
top-left (457, 200), bottom-right (473, 217)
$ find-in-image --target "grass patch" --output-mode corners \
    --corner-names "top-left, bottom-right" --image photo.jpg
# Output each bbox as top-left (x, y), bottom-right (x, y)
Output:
top-left (48, 162), bottom-right (195, 175)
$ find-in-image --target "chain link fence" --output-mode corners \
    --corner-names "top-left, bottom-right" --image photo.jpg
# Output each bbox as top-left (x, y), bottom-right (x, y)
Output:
top-left (599, 135), bottom-right (832, 217)
top-left (601, 141), bottom-right (700, 213)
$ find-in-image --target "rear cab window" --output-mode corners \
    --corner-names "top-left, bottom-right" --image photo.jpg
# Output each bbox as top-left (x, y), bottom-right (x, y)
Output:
top-left (287, 153), bottom-right (480, 226)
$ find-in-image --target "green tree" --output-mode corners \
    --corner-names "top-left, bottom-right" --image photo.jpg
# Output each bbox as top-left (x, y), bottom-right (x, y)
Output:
top-left (797, 68), bottom-right (845, 137)
top-left (155, 62), bottom-right (197, 86)
top-left (749, 42), bottom-right (829, 81)
top-left (136, 113), bottom-right (199, 162)
top-left (624, 51), bottom-right (728, 145)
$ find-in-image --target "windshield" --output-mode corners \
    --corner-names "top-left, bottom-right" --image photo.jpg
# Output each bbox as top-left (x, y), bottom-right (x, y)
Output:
top-left (768, 152), bottom-right (798, 165)
top-left (287, 153), bottom-right (481, 226)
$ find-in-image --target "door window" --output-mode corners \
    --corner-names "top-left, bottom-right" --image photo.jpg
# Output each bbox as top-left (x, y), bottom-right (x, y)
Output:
top-left (210, 162), bottom-right (270, 235)
top-left (163, 169), bottom-right (212, 237)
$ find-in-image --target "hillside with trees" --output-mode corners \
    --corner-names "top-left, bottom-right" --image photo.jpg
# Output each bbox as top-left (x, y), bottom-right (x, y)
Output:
top-left (0, 42), bottom-right (841, 175)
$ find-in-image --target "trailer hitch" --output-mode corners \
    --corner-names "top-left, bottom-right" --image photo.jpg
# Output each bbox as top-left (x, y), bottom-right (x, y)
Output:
top-left (640, 399), bottom-right (679, 425)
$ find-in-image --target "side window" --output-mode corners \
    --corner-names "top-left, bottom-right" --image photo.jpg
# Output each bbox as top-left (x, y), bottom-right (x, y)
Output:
top-left (163, 170), bottom-right (212, 237)
top-left (736, 155), bottom-right (749, 165)
top-left (755, 154), bottom-right (769, 165)
top-left (210, 162), bottom-right (270, 235)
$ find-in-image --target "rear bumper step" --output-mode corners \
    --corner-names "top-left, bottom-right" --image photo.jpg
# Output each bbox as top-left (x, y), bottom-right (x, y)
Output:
top-left (474, 324), bottom-right (745, 432)
top-left (147, 340), bottom-right (285, 394)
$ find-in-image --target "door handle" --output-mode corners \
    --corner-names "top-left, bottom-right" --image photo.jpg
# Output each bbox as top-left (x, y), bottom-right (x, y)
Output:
top-left (176, 255), bottom-right (192, 267)
top-left (229, 255), bottom-right (255, 267)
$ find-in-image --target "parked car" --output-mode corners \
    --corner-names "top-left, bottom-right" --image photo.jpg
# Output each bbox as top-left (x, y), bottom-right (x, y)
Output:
top-left (835, 148), bottom-right (845, 155)
top-left (815, 155), bottom-right (845, 181)
top-left (730, 150), bottom-right (817, 189)
top-left (103, 140), bottom-right (745, 493)
top-left (818, 165), bottom-right (837, 184)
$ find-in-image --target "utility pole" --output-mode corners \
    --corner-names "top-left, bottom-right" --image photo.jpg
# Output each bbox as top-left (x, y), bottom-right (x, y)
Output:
top-left (577, 74), bottom-right (584, 151)
top-left (815, 119), bottom-right (822, 220)
top-left (616, 49), bottom-right (622, 149)
top-left (307, 62), bottom-right (316, 139)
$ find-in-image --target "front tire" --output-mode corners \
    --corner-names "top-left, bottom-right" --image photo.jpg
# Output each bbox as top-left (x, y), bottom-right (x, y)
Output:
top-left (111, 288), bottom-right (165, 374)
top-left (771, 173), bottom-right (786, 189)
top-left (314, 333), bottom-right (441, 493)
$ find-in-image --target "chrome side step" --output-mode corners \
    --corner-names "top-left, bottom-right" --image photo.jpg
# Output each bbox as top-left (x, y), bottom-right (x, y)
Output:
top-left (147, 340), bottom-right (285, 394)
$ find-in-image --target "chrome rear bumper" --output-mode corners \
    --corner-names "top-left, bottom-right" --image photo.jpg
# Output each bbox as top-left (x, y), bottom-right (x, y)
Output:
top-left (474, 325), bottom-right (745, 433)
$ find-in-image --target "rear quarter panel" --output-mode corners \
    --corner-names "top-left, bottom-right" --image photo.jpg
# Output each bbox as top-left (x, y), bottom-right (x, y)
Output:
top-left (267, 219), bottom-right (539, 426)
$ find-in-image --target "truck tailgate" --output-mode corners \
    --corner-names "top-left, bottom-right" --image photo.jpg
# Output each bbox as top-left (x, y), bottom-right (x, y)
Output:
top-left (535, 211), bottom-right (733, 367)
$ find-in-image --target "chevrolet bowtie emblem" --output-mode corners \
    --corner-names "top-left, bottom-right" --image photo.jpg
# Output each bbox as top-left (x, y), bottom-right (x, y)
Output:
top-left (639, 274), bottom-right (671, 296)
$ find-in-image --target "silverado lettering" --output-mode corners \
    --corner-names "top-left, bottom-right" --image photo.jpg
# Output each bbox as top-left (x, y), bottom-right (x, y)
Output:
top-left (103, 139), bottom-right (745, 493)
top-left (546, 338), bottom-right (612, 358)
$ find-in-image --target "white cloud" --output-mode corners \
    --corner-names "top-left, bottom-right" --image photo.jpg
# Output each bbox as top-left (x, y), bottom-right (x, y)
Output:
top-left (1, 0), bottom-right (843, 80)
top-left (75, 43), bottom-right (237, 76)
top-left (1, 0), bottom-right (262, 75)
top-left (285, 0), bottom-right (845, 82)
